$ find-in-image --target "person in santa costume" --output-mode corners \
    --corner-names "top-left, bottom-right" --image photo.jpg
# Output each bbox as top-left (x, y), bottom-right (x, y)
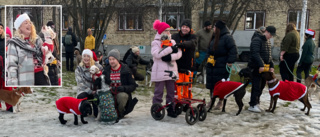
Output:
top-left (296, 29), bottom-right (316, 83)
top-left (6, 13), bottom-right (51, 85)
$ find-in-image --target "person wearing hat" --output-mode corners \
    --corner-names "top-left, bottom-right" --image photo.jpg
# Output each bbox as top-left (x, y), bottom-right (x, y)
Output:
top-left (205, 20), bottom-right (237, 110)
top-left (171, 19), bottom-right (197, 100)
top-left (63, 27), bottom-right (77, 71)
top-left (6, 13), bottom-right (50, 85)
top-left (124, 46), bottom-right (150, 81)
top-left (247, 25), bottom-right (276, 113)
top-left (279, 23), bottom-right (300, 81)
top-left (151, 19), bottom-right (182, 118)
top-left (102, 49), bottom-right (138, 121)
top-left (195, 21), bottom-right (213, 83)
top-left (95, 51), bottom-right (104, 66)
top-left (85, 28), bottom-right (95, 50)
top-left (75, 49), bottom-right (103, 117)
top-left (296, 29), bottom-right (316, 83)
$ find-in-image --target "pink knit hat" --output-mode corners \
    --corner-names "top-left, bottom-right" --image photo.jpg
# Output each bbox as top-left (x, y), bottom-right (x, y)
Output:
top-left (153, 20), bottom-right (170, 34)
top-left (6, 27), bottom-right (12, 38)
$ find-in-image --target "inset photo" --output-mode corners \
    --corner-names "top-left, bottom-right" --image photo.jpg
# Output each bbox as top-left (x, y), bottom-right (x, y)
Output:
top-left (5, 5), bottom-right (62, 87)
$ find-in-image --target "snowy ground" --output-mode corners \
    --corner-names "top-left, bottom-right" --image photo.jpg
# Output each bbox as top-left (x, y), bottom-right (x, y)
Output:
top-left (1, 82), bottom-right (320, 137)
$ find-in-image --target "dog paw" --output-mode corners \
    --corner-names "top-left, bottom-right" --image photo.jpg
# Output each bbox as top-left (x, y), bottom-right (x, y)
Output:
top-left (305, 113), bottom-right (309, 115)
top-left (265, 109), bottom-right (271, 112)
top-left (300, 108), bottom-right (305, 111)
top-left (60, 120), bottom-right (67, 125)
top-left (82, 121), bottom-right (88, 124)
top-left (74, 121), bottom-right (78, 125)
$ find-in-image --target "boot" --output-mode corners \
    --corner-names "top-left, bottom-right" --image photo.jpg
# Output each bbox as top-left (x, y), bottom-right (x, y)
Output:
top-left (167, 104), bottom-right (178, 118)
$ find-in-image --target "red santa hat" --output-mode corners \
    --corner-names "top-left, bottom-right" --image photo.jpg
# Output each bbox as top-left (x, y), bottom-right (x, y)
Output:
top-left (92, 51), bottom-right (98, 61)
top-left (153, 20), bottom-right (170, 34)
top-left (305, 29), bottom-right (316, 40)
top-left (14, 13), bottom-right (30, 30)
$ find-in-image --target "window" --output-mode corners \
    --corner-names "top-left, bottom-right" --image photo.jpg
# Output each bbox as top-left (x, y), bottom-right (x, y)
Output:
top-left (245, 11), bottom-right (265, 30)
top-left (288, 10), bottom-right (309, 30)
top-left (162, 7), bottom-right (184, 30)
top-left (118, 11), bottom-right (143, 30)
top-left (62, 13), bottom-right (68, 30)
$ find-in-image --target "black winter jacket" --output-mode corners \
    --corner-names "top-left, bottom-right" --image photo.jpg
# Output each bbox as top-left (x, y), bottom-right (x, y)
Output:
top-left (206, 27), bottom-right (237, 90)
top-left (125, 51), bottom-right (149, 69)
top-left (63, 31), bottom-right (77, 53)
top-left (172, 31), bottom-right (197, 73)
top-left (0, 38), bottom-right (4, 62)
top-left (248, 34), bottom-right (274, 69)
top-left (103, 63), bottom-right (137, 115)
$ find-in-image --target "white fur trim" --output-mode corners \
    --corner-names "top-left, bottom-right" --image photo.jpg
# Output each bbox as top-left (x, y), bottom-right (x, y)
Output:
top-left (305, 30), bottom-right (315, 36)
top-left (70, 109), bottom-right (77, 115)
top-left (269, 81), bottom-right (280, 91)
top-left (14, 13), bottom-right (30, 30)
top-left (57, 108), bottom-right (66, 114)
top-left (268, 79), bottom-right (277, 83)
top-left (82, 49), bottom-right (93, 58)
top-left (221, 79), bottom-right (226, 82)
top-left (273, 93), bottom-right (280, 97)
top-left (298, 86), bottom-right (307, 99)
top-left (224, 84), bottom-right (244, 99)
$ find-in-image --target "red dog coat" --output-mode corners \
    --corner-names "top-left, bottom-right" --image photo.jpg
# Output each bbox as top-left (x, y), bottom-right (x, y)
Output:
top-left (56, 97), bottom-right (87, 115)
top-left (213, 80), bottom-right (244, 99)
top-left (269, 80), bottom-right (307, 101)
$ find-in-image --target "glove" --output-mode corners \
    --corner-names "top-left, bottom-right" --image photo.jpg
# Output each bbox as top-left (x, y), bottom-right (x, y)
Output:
top-left (161, 54), bottom-right (171, 62)
top-left (176, 43), bottom-right (183, 48)
top-left (195, 52), bottom-right (199, 58)
top-left (171, 46), bottom-right (178, 53)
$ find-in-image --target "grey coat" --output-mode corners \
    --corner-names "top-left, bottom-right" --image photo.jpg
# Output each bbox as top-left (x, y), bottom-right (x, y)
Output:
top-left (7, 36), bottom-right (43, 86)
top-left (75, 62), bottom-right (103, 96)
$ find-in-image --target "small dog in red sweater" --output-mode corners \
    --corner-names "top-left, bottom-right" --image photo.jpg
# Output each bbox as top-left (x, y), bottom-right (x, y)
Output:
top-left (56, 97), bottom-right (92, 125)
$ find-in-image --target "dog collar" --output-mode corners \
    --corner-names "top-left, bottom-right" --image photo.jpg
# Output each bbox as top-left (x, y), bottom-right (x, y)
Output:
top-left (268, 79), bottom-right (277, 83)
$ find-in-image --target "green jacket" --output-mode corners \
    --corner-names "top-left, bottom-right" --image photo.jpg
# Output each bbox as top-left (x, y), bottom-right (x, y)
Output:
top-left (281, 30), bottom-right (300, 53)
top-left (299, 37), bottom-right (316, 64)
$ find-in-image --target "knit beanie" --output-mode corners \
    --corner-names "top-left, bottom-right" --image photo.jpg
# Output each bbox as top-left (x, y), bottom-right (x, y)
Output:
top-left (181, 19), bottom-right (192, 29)
top-left (0, 22), bottom-right (3, 28)
top-left (108, 49), bottom-right (121, 61)
top-left (204, 21), bottom-right (211, 27)
top-left (14, 13), bottom-right (30, 30)
top-left (131, 46), bottom-right (140, 53)
top-left (153, 20), bottom-right (170, 34)
top-left (6, 27), bottom-right (12, 38)
top-left (82, 49), bottom-right (93, 58)
top-left (215, 20), bottom-right (226, 30)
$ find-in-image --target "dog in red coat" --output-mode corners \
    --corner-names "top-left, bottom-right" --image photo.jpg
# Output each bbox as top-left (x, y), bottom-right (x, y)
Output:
top-left (208, 79), bottom-right (250, 115)
top-left (262, 72), bottom-right (312, 115)
top-left (56, 97), bottom-right (92, 125)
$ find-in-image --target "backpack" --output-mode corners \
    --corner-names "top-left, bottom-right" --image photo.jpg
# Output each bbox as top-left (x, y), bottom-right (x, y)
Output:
top-left (64, 34), bottom-right (72, 45)
top-left (98, 90), bottom-right (118, 122)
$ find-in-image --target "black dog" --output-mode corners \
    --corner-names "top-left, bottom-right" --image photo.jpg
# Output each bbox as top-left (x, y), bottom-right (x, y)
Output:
top-left (56, 97), bottom-right (92, 125)
top-left (208, 67), bottom-right (252, 115)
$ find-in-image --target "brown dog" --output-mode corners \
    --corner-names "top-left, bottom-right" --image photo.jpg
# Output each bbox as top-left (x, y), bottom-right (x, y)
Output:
top-left (74, 50), bottom-right (82, 66)
top-left (262, 72), bottom-right (312, 115)
top-left (0, 87), bottom-right (33, 113)
top-left (304, 75), bottom-right (320, 101)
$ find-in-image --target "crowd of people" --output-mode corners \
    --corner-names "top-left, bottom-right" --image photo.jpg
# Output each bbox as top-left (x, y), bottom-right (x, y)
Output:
top-left (1, 13), bottom-right (317, 122)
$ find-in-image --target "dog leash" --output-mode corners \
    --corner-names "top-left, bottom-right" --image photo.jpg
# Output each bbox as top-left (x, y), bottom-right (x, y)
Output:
top-left (226, 63), bottom-right (239, 80)
top-left (283, 60), bottom-right (301, 81)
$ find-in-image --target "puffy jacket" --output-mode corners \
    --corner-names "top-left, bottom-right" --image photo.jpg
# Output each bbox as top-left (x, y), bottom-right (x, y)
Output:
top-left (206, 27), bottom-right (237, 89)
top-left (248, 34), bottom-right (274, 69)
top-left (84, 35), bottom-right (95, 50)
top-left (299, 37), bottom-right (316, 64)
top-left (151, 33), bottom-right (182, 82)
top-left (125, 51), bottom-right (149, 69)
top-left (75, 62), bottom-right (103, 95)
top-left (172, 31), bottom-right (197, 73)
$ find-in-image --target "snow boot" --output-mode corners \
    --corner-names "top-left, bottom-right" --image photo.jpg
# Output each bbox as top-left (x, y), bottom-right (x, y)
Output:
top-left (167, 104), bottom-right (177, 118)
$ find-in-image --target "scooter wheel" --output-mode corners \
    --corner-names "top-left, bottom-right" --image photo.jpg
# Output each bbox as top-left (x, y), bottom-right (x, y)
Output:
top-left (151, 103), bottom-right (165, 120)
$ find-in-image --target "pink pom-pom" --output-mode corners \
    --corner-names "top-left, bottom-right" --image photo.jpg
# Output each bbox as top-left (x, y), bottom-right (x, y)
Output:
top-left (153, 19), bottom-right (161, 30)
